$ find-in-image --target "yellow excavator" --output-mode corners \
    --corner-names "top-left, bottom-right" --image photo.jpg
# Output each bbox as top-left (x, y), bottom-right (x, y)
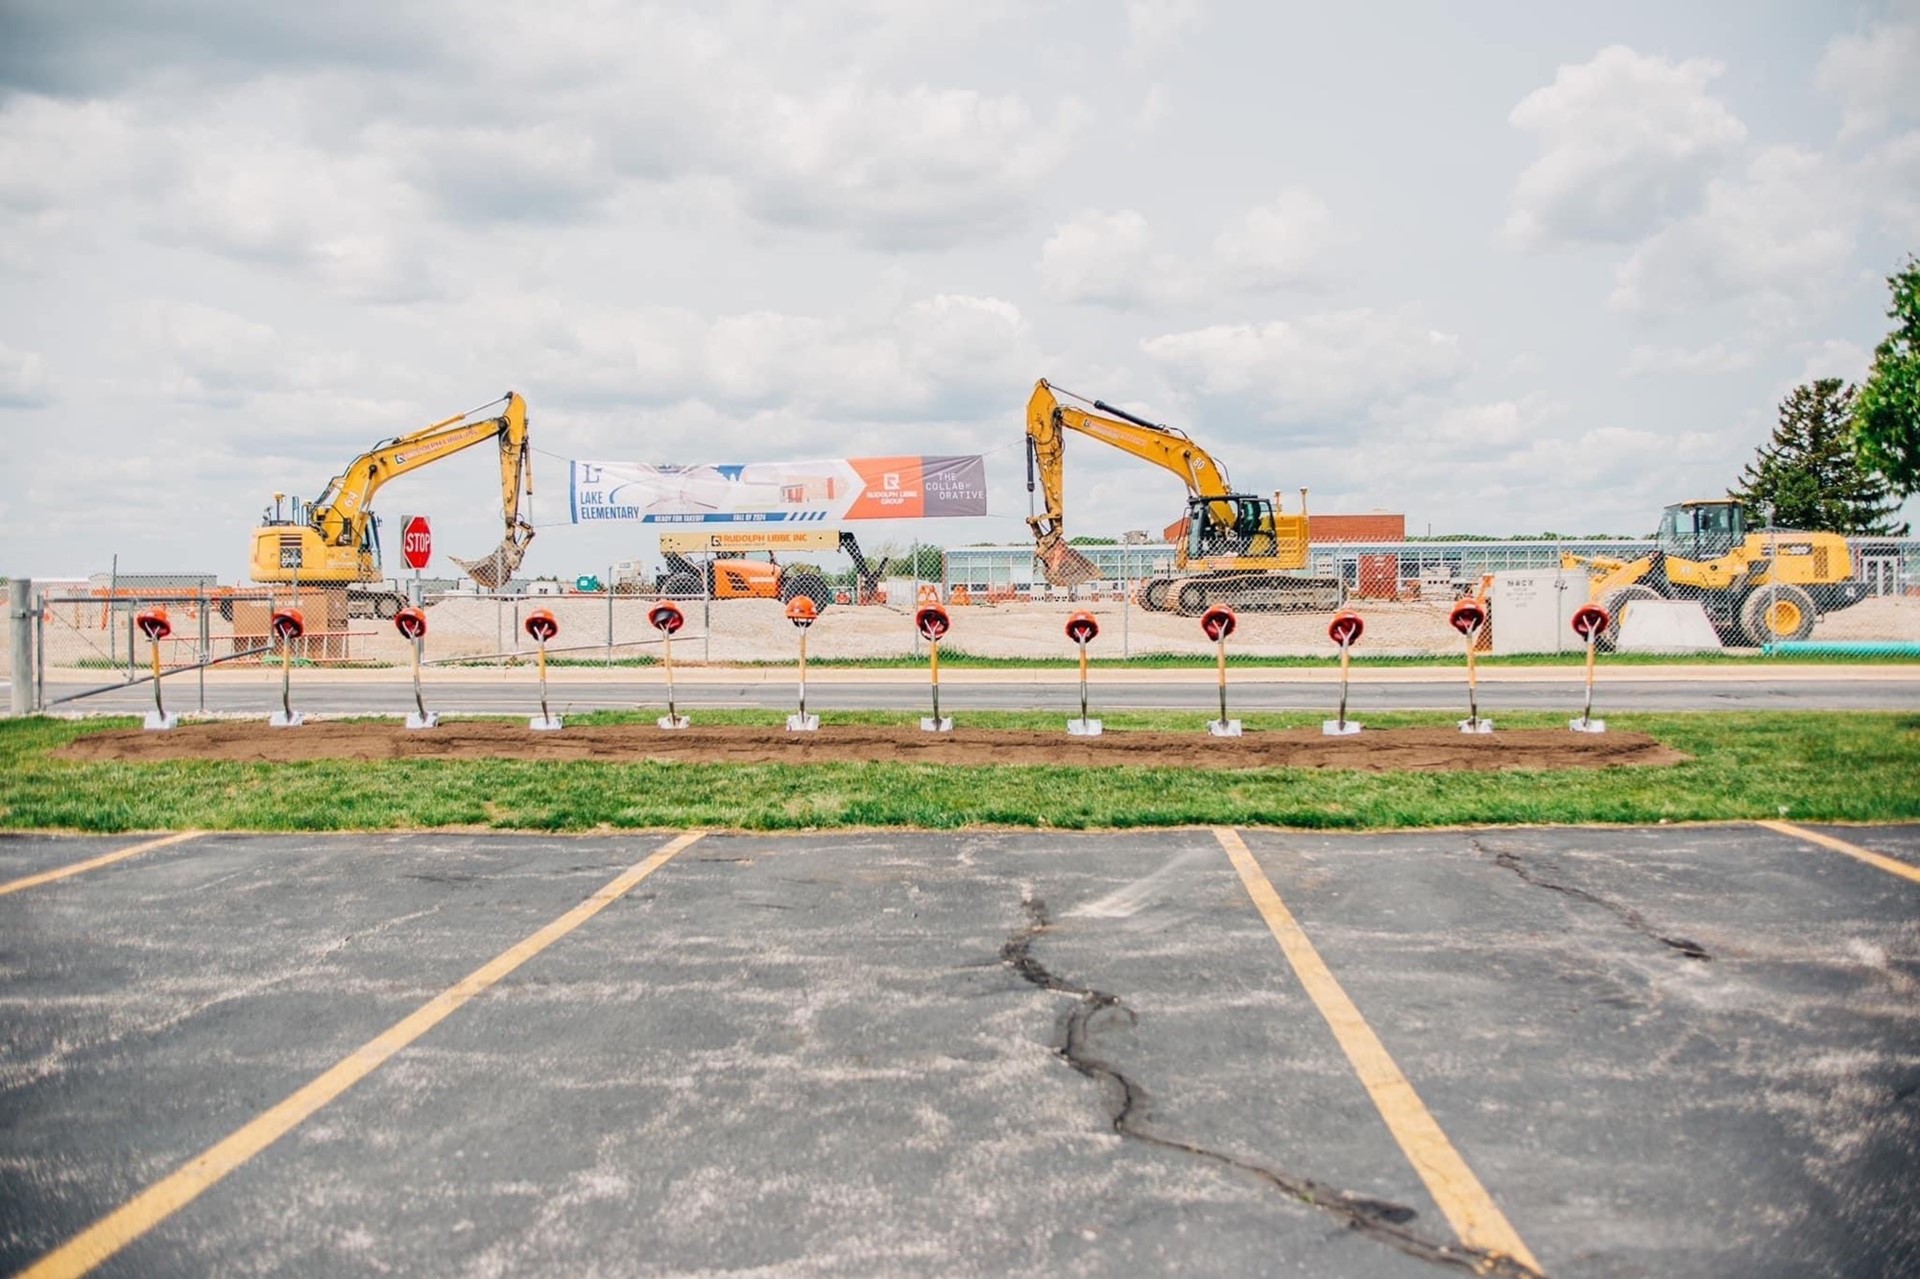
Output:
top-left (1025, 379), bottom-right (1342, 614)
top-left (1561, 498), bottom-right (1864, 647)
top-left (247, 392), bottom-right (535, 617)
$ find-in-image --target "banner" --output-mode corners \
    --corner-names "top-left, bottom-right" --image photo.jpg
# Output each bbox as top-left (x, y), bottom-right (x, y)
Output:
top-left (569, 456), bottom-right (987, 524)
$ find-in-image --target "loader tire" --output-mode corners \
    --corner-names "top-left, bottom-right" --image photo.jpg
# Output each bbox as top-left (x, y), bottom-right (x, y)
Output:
top-left (662, 571), bottom-right (701, 598)
top-left (1740, 584), bottom-right (1816, 646)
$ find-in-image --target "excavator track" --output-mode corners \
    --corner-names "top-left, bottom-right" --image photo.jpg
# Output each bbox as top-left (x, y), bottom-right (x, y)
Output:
top-left (1139, 571), bottom-right (1344, 615)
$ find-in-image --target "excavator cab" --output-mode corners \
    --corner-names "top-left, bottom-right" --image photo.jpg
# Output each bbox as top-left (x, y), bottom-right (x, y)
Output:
top-left (1188, 494), bottom-right (1278, 562)
top-left (1656, 500), bottom-right (1746, 561)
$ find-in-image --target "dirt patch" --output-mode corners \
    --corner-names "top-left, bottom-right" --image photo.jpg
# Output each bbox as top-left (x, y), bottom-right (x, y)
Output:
top-left (59, 722), bottom-right (1686, 772)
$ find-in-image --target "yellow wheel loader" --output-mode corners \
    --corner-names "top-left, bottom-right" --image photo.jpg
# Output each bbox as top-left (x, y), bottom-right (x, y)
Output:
top-left (1563, 499), bottom-right (1864, 648)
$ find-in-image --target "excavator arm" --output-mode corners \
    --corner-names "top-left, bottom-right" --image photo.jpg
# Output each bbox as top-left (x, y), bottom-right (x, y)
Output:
top-left (1025, 379), bottom-right (1238, 583)
top-left (295, 393), bottom-right (533, 589)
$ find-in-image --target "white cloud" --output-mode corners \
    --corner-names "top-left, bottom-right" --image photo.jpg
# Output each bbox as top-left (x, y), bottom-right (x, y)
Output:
top-left (1610, 146), bottom-right (1856, 317)
top-left (1140, 309), bottom-right (1465, 423)
top-left (740, 85), bottom-right (1089, 248)
top-left (1211, 190), bottom-right (1347, 290)
top-left (509, 293), bottom-right (1037, 423)
top-left (1038, 210), bottom-right (1163, 306)
top-left (0, 343), bottom-right (54, 407)
top-left (1407, 398), bottom-right (1563, 457)
top-left (1622, 341), bottom-right (1756, 376)
top-left (0, 10), bottom-right (1092, 267)
top-left (1817, 19), bottom-right (1920, 139)
top-left (1793, 338), bottom-right (1871, 387)
top-left (1124, 0), bottom-right (1205, 62)
top-left (1505, 45), bottom-right (1747, 247)
top-left (1040, 190), bottom-right (1346, 308)
top-left (151, 129), bottom-right (445, 303)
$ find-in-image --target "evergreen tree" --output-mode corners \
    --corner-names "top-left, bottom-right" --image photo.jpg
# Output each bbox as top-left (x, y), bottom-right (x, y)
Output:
top-left (1855, 255), bottom-right (1920, 495)
top-left (1733, 379), bottom-right (1908, 535)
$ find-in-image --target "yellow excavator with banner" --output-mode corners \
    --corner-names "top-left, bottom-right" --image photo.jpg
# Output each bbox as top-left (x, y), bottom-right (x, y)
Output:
top-left (247, 392), bottom-right (535, 616)
top-left (1025, 379), bottom-right (1342, 614)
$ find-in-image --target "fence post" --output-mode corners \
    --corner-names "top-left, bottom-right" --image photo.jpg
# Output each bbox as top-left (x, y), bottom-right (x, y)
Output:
top-left (1122, 547), bottom-right (1131, 659)
top-left (9, 579), bottom-right (33, 718)
top-left (126, 599), bottom-right (137, 682)
top-left (35, 585), bottom-right (47, 712)
top-left (606, 564), bottom-right (614, 667)
top-left (198, 585), bottom-right (208, 713)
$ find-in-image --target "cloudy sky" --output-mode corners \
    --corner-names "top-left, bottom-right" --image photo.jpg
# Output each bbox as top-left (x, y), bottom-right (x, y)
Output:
top-left (3, 0), bottom-right (1917, 581)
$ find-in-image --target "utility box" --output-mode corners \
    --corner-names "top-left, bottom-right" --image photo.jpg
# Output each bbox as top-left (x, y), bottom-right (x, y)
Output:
top-left (1355, 554), bottom-right (1399, 599)
top-left (1489, 569), bottom-right (1589, 655)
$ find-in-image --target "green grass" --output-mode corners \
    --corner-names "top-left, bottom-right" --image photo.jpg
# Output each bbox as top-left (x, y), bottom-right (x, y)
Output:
top-left (1, 711), bottom-right (1916, 833)
top-left (433, 648), bottom-right (1920, 670)
top-left (744, 648), bottom-right (1920, 668)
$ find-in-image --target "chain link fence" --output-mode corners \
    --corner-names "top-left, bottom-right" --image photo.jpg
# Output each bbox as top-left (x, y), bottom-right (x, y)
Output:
top-left (12, 533), bottom-right (1919, 705)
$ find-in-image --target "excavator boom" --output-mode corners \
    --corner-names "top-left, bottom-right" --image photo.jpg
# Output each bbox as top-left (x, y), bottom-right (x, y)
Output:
top-left (1023, 378), bottom-right (1331, 613)
top-left (250, 392), bottom-right (535, 595)
top-left (1028, 380), bottom-right (1235, 585)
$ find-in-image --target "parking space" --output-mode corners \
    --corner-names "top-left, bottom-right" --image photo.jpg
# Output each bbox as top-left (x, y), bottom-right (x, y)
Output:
top-left (1, 825), bottom-right (1915, 1277)
top-left (1798, 823), bottom-right (1920, 870)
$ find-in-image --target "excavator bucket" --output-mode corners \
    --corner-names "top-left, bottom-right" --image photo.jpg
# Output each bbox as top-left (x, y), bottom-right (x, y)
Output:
top-left (452, 529), bottom-right (534, 591)
top-left (1040, 541), bottom-right (1101, 588)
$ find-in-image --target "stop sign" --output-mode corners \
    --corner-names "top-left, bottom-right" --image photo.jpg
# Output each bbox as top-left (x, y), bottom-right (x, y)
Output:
top-left (401, 515), bottom-right (432, 571)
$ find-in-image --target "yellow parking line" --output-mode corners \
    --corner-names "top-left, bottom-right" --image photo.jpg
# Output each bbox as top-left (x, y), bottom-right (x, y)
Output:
top-left (1214, 827), bottom-right (1541, 1274)
top-left (19, 830), bottom-right (707, 1279)
top-left (0, 832), bottom-right (202, 898)
top-left (1757, 820), bottom-right (1920, 886)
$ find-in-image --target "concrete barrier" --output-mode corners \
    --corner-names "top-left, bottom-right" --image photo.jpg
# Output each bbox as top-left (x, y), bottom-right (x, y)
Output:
top-left (1615, 599), bottom-right (1724, 653)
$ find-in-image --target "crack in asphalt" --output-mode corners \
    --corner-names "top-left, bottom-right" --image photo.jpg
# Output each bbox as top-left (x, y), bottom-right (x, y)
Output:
top-left (1001, 893), bottom-right (1544, 1278)
top-left (1479, 842), bottom-right (1711, 961)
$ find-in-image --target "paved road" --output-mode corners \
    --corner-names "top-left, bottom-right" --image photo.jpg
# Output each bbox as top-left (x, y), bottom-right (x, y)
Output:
top-left (38, 673), bottom-right (1920, 717)
top-left (2, 824), bottom-right (1915, 1276)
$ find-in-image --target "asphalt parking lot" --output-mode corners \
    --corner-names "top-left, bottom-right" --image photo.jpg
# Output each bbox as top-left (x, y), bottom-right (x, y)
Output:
top-left (2, 824), bottom-right (1915, 1278)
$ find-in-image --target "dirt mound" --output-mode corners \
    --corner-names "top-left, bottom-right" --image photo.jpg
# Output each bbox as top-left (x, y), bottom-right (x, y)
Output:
top-left (59, 722), bottom-right (1685, 772)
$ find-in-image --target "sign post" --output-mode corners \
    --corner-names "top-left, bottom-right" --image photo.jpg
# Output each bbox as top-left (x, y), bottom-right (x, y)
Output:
top-left (916, 605), bottom-right (952, 732)
top-left (1323, 611), bottom-right (1365, 736)
top-left (136, 607), bottom-right (177, 731)
top-left (1449, 598), bottom-right (1490, 734)
top-left (395, 607), bottom-right (436, 729)
top-left (1064, 611), bottom-right (1101, 736)
top-left (649, 601), bottom-right (689, 729)
top-left (525, 609), bottom-right (561, 731)
top-left (786, 596), bottom-right (819, 732)
top-left (1570, 603), bottom-right (1611, 733)
top-left (1201, 606), bottom-right (1240, 737)
top-left (268, 608), bottom-right (307, 728)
